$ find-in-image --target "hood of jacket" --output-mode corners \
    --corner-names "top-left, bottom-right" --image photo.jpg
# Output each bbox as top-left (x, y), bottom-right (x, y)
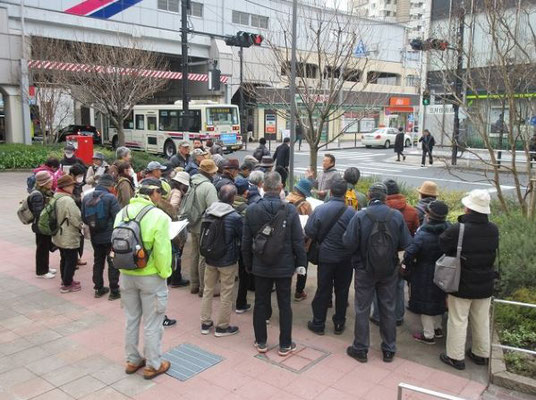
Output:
top-left (386, 194), bottom-right (408, 211)
top-left (206, 201), bottom-right (236, 217)
top-left (420, 220), bottom-right (450, 234)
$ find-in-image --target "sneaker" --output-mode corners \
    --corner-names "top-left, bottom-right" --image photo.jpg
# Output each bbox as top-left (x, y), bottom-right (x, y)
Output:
top-left (60, 283), bottom-right (81, 294)
top-left (439, 353), bottom-right (466, 370)
top-left (143, 360), bottom-right (171, 380)
top-left (72, 280), bottom-right (81, 286)
top-left (334, 323), bottom-right (345, 335)
top-left (434, 328), bottom-right (444, 338)
top-left (266, 319), bottom-right (270, 325)
top-left (294, 291), bottom-right (307, 302)
top-left (278, 342), bottom-right (297, 356)
top-left (307, 321), bottom-right (325, 336)
top-left (201, 322), bottom-right (214, 335)
top-left (235, 304), bottom-right (251, 314)
top-left (421, 164), bottom-right (425, 167)
top-left (163, 316), bottom-right (176, 327)
top-left (383, 350), bottom-right (395, 363)
top-left (190, 286), bottom-right (200, 294)
top-left (346, 346), bottom-right (367, 363)
top-left (36, 272), bottom-right (56, 279)
top-left (49, 268), bottom-right (57, 274)
top-left (94, 287), bottom-right (110, 298)
top-left (125, 359), bottom-right (145, 374)
top-left (254, 342), bottom-right (268, 353)
top-left (412, 332), bottom-right (435, 345)
top-left (403, 155), bottom-right (406, 161)
top-left (467, 350), bottom-right (488, 366)
top-left (170, 279), bottom-right (190, 288)
top-left (76, 259), bottom-right (87, 266)
top-left (215, 326), bottom-right (239, 337)
top-left (108, 291), bottom-right (121, 301)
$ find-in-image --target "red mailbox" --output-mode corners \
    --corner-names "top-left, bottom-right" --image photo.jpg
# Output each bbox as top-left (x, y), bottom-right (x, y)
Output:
top-left (66, 135), bottom-right (94, 165)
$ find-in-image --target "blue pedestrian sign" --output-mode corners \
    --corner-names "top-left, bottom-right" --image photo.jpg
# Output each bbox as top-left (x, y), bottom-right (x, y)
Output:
top-left (354, 40), bottom-right (367, 57)
top-left (408, 114), bottom-right (414, 122)
top-left (530, 116), bottom-right (536, 126)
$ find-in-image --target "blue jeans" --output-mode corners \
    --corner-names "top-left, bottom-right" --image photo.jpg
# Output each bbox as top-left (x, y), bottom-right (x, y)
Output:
top-left (371, 277), bottom-right (405, 323)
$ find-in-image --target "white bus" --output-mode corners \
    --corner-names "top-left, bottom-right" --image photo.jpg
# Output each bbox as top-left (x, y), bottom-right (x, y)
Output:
top-left (106, 101), bottom-right (242, 157)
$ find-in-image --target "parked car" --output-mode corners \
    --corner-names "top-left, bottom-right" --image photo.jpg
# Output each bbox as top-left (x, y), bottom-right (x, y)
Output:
top-left (57, 125), bottom-right (102, 144)
top-left (362, 127), bottom-right (412, 149)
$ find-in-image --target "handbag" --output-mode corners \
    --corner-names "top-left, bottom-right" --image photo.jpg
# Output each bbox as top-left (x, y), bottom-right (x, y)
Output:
top-left (434, 223), bottom-right (465, 293)
top-left (307, 205), bottom-right (347, 265)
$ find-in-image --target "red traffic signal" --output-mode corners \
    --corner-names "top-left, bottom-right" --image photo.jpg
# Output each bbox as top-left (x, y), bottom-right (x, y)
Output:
top-left (252, 34), bottom-right (263, 46)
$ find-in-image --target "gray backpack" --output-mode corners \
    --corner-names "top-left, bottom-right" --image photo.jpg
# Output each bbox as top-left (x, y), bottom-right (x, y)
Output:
top-left (111, 205), bottom-right (154, 270)
top-left (179, 180), bottom-right (210, 230)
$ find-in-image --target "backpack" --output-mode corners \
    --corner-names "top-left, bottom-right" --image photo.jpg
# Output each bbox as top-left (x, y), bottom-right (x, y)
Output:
top-left (27, 174), bottom-right (36, 193)
top-left (111, 205), bottom-right (154, 270)
top-left (253, 147), bottom-right (264, 161)
top-left (179, 180), bottom-right (210, 229)
top-left (345, 189), bottom-right (359, 210)
top-left (364, 209), bottom-right (396, 279)
top-left (38, 196), bottom-right (64, 236)
top-left (83, 192), bottom-right (108, 233)
top-left (17, 191), bottom-right (38, 225)
top-left (252, 204), bottom-right (289, 265)
top-left (199, 214), bottom-right (227, 260)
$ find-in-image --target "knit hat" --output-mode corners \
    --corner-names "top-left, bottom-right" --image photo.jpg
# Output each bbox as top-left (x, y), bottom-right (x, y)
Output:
top-left (294, 179), bottom-right (312, 198)
top-left (462, 189), bottom-right (491, 214)
top-left (383, 179), bottom-right (400, 195)
top-left (426, 200), bottom-right (449, 221)
top-left (418, 181), bottom-right (439, 197)
top-left (98, 174), bottom-right (115, 188)
top-left (223, 159), bottom-right (240, 170)
top-left (199, 159), bottom-right (218, 174)
top-left (235, 178), bottom-right (249, 195)
top-left (172, 171), bottom-right (190, 186)
top-left (57, 175), bottom-right (76, 189)
top-left (368, 182), bottom-right (387, 201)
top-left (35, 171), bottom-right (52, 187)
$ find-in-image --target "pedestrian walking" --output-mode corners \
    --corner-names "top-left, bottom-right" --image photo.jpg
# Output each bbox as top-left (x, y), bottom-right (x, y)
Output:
top-left (419, 129), bottom-right (435, 166)
top-left (52, 175), bottom-right (83, 293)
top-left (253, 138), bottom-right (270, 162)
top-left (114, 178), bottom-right (172, 380)
top-left (85, 152), bottom-right (109, 187)
top-left (394, 127), bottom-right (406, 162)
top-left (81, 174), bottom-right (122, 300)
top-left (116, 162), bottom-right (136, 208)
top-left (305, 178), bottom-right (355, 335)
top-left (439, 190), bottom-right (499, 371)
top-left (415, 181), bottom-right (439, 225)
top-left (273, 137), bottom-right (290, 170)
top-left (179, 159), bottom-right (219, 296)
top-left (343, 183), bottom-right (411, 363)
top-left (403, 201), bottom-right (450, 344)
top-left (242, 172), bottom-right (307, 356)
top-left (309, 154), bottom-right (340, 200)
top-left (28, 171), bottom-right (56, 279)
top-left (200, 185), bottom-right (243, 337)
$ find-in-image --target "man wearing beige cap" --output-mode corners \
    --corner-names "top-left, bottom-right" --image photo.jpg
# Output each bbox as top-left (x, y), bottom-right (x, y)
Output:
top-left (170, 141), bottom-right (191, 169)
top-left (439, 189), bottom-right (499, 371)
top-left (185, 148), bottom-right (208, 176)
top-left (179, 159), bottom-right (219, 295)
top-left (415, 181), bottom-right (439, 225)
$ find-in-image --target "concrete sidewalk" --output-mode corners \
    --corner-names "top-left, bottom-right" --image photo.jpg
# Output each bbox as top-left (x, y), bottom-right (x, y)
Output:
top-left (0, 171), bottom-right (528, 400)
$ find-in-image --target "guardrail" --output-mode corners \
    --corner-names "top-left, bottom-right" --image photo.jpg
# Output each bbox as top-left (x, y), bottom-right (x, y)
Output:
top-left (489, 298), bottom-right (536, 381)
top-left (397, 383), bottom-right (468, 400)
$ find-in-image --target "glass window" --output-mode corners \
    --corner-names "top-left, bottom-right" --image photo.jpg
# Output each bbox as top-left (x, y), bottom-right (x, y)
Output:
top-left (188, 2), bottom-right (203, 17)
top-left (206, 107), bottom-right (239, 125)
top-left (232, 10), bottom-right (249, 25)
top-left (157, 0), bottom-right (178, 12)
top-left (147, 116), bottom-right (157, 131)
top-left (159, 110), bottom-right (180, 131)
top-left (135, 115), bottom-right (145, 130)
top-left (251, 15), bottom-right (269, 29)
top-left (157, 0), bottom-right (167, 10)
top-left (123, 112), bottom-right (134, 129)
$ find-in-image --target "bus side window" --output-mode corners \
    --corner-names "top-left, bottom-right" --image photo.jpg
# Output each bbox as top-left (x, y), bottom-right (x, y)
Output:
top-left (123, 112), bottom-right (134, 129)
top-left (190, 110), bottom-right (201, 132)
top-left (135, 115), bottom-right (144, 130)
top-left (147, 116), bottom-right (157, 131)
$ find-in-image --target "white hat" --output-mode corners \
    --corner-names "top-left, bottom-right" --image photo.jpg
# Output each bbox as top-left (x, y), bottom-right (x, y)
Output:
top-left (462, 189), bottom-right (491, 214)
top-left (172, 171), bottom-right (190, 186)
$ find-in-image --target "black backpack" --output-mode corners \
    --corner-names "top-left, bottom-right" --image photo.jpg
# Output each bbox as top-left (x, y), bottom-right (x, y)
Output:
top-left (364, 209), bottom-right (396, 279)
top-left (253, 147), bottom-right (264, 161)
top-left (83, 192), bottom-right (108, 233)
top-left (252, 204), bottom-right (289, 265)
top-left (199, 214), bottom-right (227, 260)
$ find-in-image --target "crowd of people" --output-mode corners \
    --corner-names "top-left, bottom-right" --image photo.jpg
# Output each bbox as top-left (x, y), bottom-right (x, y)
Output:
top-left (21, 138), bottom-right (499, 380)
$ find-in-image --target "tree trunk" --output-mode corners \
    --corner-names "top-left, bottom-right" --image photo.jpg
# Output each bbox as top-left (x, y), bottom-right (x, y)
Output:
top-left (117, 124), bottom-right (125, 147)
top-left (309, 145), bottom-right (318, 178)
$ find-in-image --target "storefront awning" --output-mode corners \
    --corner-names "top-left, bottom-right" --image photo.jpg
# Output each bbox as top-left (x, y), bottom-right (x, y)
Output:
top-left (385, 106), bottom-right (414, 113)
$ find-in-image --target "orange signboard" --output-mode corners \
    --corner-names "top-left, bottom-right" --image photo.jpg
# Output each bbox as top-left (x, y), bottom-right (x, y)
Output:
top-left (389, 97), bottom-right (411, 106)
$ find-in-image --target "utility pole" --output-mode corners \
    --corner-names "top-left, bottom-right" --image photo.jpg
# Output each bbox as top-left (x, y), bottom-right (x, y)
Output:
top-left (20, 0), bottom-right (31, 145)
top-left (181, 0), bottom-right (190, 130)
top-left (451, 1), bottom-right (465, 165)
top-left (288, 0), bottom-right (298, 189)
top-left (239, 47), bottom-right (247, 150)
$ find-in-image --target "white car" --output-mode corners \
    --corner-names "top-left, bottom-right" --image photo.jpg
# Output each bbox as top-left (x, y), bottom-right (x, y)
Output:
top-left (362, 127), bottom-right (413, 149)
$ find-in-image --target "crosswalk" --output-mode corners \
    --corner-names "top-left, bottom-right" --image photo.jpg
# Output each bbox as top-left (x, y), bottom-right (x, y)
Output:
top-left (293, 149), bottom-right (425, 178)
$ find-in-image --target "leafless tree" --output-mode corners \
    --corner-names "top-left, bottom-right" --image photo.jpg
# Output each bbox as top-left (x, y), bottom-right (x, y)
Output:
top-left (429, 0), bottom-right (536, 218)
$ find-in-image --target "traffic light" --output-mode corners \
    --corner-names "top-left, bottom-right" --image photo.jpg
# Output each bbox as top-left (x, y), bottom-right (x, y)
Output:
top-left (410, 39), bottom-right (424, 51)
top-left (410, 38), bottom-right (449, 51)
top-left (208, 68), bottom-right (221, 91)
top-left (225, 32), bottom-right (263, 48)
top-left (422, 90), bottom-right (431, 106)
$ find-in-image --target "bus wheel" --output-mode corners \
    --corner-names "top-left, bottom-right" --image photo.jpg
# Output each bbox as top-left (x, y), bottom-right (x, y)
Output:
top-left (164, 140), bottom-right (176, 158)
top-left (111, 135), bottom-right (119, 150)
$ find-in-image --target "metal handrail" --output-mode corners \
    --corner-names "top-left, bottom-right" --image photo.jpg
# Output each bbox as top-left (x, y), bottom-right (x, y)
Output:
top-left (397, 383), bottom-right (467, 400)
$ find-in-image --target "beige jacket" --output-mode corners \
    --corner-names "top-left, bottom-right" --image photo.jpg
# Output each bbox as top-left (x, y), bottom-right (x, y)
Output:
top-left (52, 193), bottom-right (83, 249)
top-left (169, 188), bottom-right (183, 214)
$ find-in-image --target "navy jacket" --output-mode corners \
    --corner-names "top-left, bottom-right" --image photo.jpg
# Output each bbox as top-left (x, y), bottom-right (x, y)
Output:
top-left (185, 161), bottom-right (199, 176)
top-left (342, 200), bottom-right (412, 269)
top-left (247, 186), bottom-right (262, 204)
top-left (204, 202), bottom-right (242, 267)
top-left (242, 194), bottom-right (307, 278)
top-left (439, 212), bottom-right (499, 299)
top-left (404, 221), bottom-right (450, 315)
top-left (81, 186), bottom-right (121, 244)
top-left (304, 197), bottom-right (355, 264)
top-left (214, 173), bottom-right (235, 192)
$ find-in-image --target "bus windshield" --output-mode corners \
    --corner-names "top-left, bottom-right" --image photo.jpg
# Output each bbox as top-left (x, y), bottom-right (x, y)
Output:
top-left (206, 107), bottom-right (239, 126)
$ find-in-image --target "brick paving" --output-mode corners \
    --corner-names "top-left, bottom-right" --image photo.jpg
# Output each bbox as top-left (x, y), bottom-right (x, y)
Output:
top-left (0, 171), bottom-right (531, 399)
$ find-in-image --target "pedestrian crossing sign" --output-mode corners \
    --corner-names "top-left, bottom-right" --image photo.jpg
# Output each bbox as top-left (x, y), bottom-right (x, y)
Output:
top-left (354, 40), bottom-right (367, 57)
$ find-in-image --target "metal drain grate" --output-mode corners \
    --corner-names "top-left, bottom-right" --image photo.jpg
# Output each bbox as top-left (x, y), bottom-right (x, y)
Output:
top-left (163, 343), bottom-right (224, 381)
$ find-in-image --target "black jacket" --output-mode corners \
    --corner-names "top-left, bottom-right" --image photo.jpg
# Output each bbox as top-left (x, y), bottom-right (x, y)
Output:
top-left (170, 153), bottom-right (190, 169)
top-left (214, 173), bottom-right (235, 192)
top-left (242, 194), bottom-right (307, 278)
top-left (404, 221), bottom-right (450, 315)
top-left (81, 186), bottom-right (121, 245)
top-left (273, 143), bottom-right (290, 169)
top-left (304, 198), bottom-right (355, 264)
top-left (247, 186), bottom-right (262, 205)
top-left (439, 212), bottom-right (499, 299)
top-left (204, 202), bottom-right (243, 267)
top-left (394, 132), bottom-right (405, 153)
top-left (419, 135), bottom-right (435, 152)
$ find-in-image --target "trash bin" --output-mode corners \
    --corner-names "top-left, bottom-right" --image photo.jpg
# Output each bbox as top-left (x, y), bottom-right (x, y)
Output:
top-left (66, 135), bottom-right (94, 165)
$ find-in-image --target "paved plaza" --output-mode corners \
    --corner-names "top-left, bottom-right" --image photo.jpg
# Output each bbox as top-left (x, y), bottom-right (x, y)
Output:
top-left (0, 171), bottom-right (530, 400)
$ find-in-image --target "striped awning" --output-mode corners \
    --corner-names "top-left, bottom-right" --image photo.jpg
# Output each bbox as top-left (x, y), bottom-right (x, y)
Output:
top-left (28, 60), bottom-right (229, 84)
